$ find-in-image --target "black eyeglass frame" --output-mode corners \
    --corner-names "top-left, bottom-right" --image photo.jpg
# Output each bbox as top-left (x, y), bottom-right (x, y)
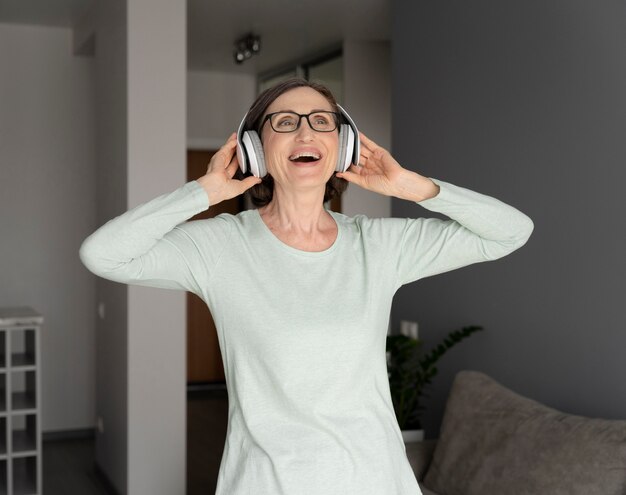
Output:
top-left (260, 111), bottom-right (342, 133)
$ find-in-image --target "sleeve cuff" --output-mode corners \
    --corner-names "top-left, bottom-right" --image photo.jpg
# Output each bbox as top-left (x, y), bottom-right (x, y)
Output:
top-left (416, 177), bottom-right (448, 208)
top-left (186, 179), bottom-right (210, 212)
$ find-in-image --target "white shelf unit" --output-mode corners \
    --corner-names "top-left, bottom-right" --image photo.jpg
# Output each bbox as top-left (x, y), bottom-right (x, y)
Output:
top-left (0, 306), bottom-right (43, 495)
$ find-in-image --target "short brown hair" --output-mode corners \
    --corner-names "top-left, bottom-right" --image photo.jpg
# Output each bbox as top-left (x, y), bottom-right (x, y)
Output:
top-left (237, 77), bottom-right (348, 208)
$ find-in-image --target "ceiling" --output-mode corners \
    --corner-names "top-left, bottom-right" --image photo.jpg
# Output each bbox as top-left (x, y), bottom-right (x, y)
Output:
top-left (0, 0), bottom-right (390, 75)
top-left (0, 0), bottom-right (92, 28)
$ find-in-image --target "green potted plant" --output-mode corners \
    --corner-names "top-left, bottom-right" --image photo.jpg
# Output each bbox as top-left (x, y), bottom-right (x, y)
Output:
top-left (386, 325), bottom-right (483, 442)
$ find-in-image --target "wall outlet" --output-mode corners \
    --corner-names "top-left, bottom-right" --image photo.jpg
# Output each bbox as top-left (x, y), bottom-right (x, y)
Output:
top-left (97, 416), bottom-right (105, 434)
top-left (400, 320), bottom-right (419, 340)
top-left (98, 302), bottom-right (106, 320)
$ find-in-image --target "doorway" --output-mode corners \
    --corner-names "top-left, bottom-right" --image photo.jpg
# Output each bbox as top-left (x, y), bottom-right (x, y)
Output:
top-left (185, 149), bottom-right (241, 495)
top-left (185, 149), bottom-right (244, 385)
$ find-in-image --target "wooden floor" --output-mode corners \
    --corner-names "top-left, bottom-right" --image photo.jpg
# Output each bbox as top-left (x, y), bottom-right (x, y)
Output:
top-left (43, 389), bottom-right (229, 495)
top-left (43, 438), bottom-right (111, 495)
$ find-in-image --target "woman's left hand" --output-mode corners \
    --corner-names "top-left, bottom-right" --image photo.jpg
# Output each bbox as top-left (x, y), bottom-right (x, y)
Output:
top-left (336, 132), bottom-right (439, 202)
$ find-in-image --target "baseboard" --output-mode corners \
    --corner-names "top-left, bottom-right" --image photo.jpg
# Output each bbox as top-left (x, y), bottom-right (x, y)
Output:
top-left (43, 427), bottom-right (95, 441)
top-left (187, 381), bottom-right (227, 392)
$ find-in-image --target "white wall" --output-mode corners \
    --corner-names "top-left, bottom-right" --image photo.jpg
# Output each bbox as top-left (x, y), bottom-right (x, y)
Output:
top-left (0, 19), bottom-right (263, 495)
top-left (187, 69), bottom-right (256, 149)
top-left (126, 0), bottom-right (187, 493)
top-left (0, 22), bottom-right (97, 434)
top-left (342, 40), bottom-right (392, 219)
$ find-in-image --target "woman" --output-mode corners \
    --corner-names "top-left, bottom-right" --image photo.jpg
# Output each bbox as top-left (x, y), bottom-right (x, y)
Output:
top-left (79, 77), bottom-right (533, 495)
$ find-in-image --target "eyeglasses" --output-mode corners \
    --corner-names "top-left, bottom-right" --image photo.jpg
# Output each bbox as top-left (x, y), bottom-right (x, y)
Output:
top-left (261, 111), bottom-right (340, 133)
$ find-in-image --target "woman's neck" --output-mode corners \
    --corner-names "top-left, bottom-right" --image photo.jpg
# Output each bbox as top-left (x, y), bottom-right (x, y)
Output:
top-left (257, 188), bottom-right (332, 235)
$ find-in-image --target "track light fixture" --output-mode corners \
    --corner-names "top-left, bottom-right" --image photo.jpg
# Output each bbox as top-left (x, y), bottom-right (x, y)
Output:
top-left (233, 33), bottom-right (261, 65)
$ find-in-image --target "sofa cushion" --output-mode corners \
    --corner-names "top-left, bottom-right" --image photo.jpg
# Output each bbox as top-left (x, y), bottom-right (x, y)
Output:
top-left (423, 370), bottom-right (626, 495)
top-left (405, 439), bottom-right (437, 481)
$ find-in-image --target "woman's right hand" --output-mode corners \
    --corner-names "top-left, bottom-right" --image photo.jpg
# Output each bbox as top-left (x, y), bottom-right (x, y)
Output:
top-left (196, 132), bottom-right (262, 207)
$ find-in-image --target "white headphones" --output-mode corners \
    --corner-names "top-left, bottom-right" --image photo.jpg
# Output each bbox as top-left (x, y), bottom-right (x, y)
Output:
top-left (236, 104), bottom-right (360, 178)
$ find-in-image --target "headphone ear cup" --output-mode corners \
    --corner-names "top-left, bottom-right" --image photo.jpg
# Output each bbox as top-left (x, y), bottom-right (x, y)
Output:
top-left (337, 124), bottom-right (355, 173)
top-left (335, 124), bottom-right (348, 172)
top-left (242, 130), bottom-right (267, 178)
top-left (336, 104), bottom-right (360, 172)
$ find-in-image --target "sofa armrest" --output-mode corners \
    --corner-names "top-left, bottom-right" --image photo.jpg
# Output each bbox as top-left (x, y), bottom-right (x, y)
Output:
top-left (405, 439), bottom-right (437, 482)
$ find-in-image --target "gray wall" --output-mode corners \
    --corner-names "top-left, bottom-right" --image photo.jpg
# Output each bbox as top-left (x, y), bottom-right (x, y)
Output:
top-left (342, 40), bottom-right (392, 219)
top-left (91, 0), bottom-right (128, 490)
top-left (391, 0), bottom-right (626, 438)
top-left (187, 69), bottom-right (256, 150)
top-left (0, 22), bottom-right (97, 433)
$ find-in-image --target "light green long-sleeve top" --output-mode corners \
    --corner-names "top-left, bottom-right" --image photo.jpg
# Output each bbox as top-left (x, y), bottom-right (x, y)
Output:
top-left (79, 177), bottom-right (533, 495)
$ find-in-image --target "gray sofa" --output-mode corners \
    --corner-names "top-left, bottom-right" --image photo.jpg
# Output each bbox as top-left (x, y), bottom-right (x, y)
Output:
top-left (404, 370), bottom-right (626, 495)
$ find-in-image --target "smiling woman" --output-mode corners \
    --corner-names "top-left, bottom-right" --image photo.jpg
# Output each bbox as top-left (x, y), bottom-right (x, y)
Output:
top-left (79, 76), bottom-right (534, 495)
top-left (238, 78), bottom-right (349, 209)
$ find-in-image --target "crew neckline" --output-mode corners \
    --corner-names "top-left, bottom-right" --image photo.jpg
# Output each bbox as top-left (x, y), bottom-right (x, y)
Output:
top-left (252, 208), bottom-right (342, 257)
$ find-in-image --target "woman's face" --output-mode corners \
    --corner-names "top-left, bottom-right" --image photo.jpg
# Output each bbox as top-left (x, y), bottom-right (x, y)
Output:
top-left (260, 86), bottom-right (340, 191)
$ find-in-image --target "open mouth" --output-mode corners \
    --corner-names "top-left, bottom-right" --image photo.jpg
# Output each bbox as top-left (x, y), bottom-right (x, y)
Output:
top-left (289, 151), bottom-right (322, 166)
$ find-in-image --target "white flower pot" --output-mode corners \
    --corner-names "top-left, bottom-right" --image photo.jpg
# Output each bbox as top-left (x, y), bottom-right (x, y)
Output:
top-left (402, 428), bottom-right (424, 443)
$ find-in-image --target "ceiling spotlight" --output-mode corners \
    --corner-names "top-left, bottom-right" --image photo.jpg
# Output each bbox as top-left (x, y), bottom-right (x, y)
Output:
top-left (233, 33), bottom-right (261, 65)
